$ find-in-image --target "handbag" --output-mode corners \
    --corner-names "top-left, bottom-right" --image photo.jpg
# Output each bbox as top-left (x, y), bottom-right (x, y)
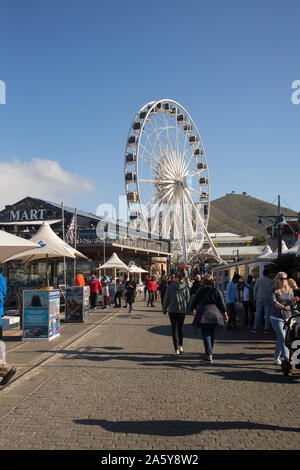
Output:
top-left (192, 287), bottom-right (213, 328)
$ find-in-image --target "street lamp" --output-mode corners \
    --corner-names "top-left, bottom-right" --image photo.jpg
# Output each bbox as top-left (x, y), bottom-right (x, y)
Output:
top-left (257, 195), bottom-right (295, 257)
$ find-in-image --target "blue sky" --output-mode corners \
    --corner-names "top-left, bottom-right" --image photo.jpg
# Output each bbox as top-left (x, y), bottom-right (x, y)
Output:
top-left (0, 0), bottom-right (299, 217)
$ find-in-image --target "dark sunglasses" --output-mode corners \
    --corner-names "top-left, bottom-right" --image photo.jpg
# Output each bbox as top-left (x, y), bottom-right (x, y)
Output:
top-left (279, 277), bottom-right (287, 280)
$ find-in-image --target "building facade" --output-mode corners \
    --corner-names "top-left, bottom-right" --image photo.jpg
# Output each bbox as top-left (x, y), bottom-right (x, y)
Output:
top-left (0, 197), bottom-right (171, 306)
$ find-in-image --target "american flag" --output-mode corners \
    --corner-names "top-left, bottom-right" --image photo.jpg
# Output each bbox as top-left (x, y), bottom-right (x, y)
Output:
top-left (65, 215), bottom-right (75, 243)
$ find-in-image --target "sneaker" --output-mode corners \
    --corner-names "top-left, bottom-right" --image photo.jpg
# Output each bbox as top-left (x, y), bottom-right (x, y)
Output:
top-left (179, 346), bottom-right (184, 355)
top-left (264, 330), bottom-right (270, 334)
top-left (251, 329), bottom-right (258, 333)
top-left (206, 355), bottom-right (213, 363)
top-left (174, 350), bottom-right (179, 357)
top-left (1, 367), bottom-right (16, 386)
top-left (273, 358), bottom-right (281, 365)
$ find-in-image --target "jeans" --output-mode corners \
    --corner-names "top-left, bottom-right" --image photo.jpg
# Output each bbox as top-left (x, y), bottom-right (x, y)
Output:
top-left (227, 303), bottom-right (237, 328)
top-left (127, 294), bottom-right (134, 311)
top-left (200, 323), bottom-right (217, 356)
top-left (270, 317), bottom-right (289, 361)
top-left (147, 291), bottom-right (155, 306)
top-left (243, 301), bottom-right (254, 326)
top-left (169, 312), bottom-right (185, 350)
top-left (90, 292), bottom-right (98, 308)
top-left (115, 291), bottom-right (122, 307)
top-left (254, 300), bottom-right (272, 331)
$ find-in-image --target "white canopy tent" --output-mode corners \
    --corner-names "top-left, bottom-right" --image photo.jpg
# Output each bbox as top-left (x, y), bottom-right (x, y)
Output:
top-left (2, 222), bottom-right (87, 286)
top-left (97, 252), bottom-right (130, 279)
top-left (128, 265), bottom-right (148, 286)
top-left (262, 240), bottom-right (289, 260)
top-left (128, 265), bottom-right (148, 273)
top-left (0, 230), bottom-right (41, 263)
top-left (3, 222), bottom-right (87, 263)
top-left (286, 238), bottom-right (300, 255)
top-left (257, 244), bottom-right (273, 259)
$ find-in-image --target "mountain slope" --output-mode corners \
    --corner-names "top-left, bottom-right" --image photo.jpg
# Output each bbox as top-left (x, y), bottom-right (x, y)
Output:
top-left (207, 194), bottom-right (297, 236)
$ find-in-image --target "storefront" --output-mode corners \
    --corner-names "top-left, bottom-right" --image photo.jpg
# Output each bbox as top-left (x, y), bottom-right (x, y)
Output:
top-left (0, 197), bottom-right (172, 308)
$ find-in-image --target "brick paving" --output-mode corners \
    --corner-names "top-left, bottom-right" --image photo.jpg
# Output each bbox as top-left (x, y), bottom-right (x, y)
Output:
top-left (0, 297), bottom-right (299, 450)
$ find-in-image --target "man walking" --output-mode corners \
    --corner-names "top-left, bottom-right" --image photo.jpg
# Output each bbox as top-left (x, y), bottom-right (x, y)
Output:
top-left (251, 269), bottom-right (274, 333)
top-left (88, 275), bottom-right (103, 309)
top-left (225, 273), bottom-right (241, 329)
top-left (125, 275), bottom-right (136, 313)
top-left (147, 276), bottom-right (157, 307)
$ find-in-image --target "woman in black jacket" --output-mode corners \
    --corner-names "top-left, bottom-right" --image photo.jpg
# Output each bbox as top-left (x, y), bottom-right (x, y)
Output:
top-left (191, 274), bottom-right (228, 363)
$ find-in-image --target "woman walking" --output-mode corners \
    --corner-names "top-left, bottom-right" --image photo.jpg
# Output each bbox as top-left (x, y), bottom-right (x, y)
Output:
top-left (162, 271), bottom-right (190, 356)
top-left (270, 272), bottom-right (299, 365)
top-left (191, 274), bottom-right (228, 363)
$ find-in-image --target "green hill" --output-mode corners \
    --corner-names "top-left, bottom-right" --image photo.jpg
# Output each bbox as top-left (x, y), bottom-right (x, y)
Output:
top-left (208, 194), bottom-right (297, 236)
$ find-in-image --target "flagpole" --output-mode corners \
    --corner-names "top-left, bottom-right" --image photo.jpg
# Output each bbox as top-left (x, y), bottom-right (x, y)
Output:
top-left (73, 208), bottom-right (77, 283)
top-left (61, 201), bottom-right (66, 287)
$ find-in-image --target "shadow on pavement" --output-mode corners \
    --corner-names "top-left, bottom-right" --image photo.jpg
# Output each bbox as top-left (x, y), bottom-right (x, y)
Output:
top-left (73, 418), bottom-right (300, 436)
top-left (43, 347), bottom-right (300, 382)
top-left (148, 324), bottom-right (276, 343)
top-left (206, 369), bottom-right (299, 384)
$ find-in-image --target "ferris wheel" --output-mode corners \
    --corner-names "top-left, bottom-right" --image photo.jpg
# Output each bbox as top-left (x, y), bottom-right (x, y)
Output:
top-left (124, 99), bottom-right (221, 263)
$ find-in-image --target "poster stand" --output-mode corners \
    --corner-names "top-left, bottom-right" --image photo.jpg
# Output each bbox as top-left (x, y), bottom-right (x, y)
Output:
top-left (23, 289), bottom-right (60, 341)
top-left (65, 286), bottom-right (90, 322)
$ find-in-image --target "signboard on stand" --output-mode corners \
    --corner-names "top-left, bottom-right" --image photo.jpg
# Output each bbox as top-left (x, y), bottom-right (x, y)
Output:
top-left (108, 283), bottom-right (116, 304)
top-left (65, 286), bottom-right (90, 322)
top-left (23, 289), bottom-right (60, 341)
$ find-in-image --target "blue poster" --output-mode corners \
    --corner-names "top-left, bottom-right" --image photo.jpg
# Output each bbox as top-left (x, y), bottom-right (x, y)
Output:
top-left (23, 290), bottom-right (60, 341)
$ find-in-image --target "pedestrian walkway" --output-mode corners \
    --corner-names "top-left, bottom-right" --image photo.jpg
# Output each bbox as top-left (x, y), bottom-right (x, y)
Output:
top-left (0, 297), bottom-right (299, 450)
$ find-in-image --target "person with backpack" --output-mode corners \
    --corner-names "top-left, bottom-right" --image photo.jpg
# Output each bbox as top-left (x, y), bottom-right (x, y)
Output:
top-left (191, 274), bottom-right (228, 363)
top-left (162, 270), bottom-right (190, 357)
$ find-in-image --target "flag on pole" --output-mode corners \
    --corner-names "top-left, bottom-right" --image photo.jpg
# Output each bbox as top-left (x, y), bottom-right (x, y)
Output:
top-left (65, 215), bottom-right (75, 243)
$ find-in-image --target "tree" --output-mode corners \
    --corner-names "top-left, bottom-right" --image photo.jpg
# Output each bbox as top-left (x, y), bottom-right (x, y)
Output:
top-left (189, 251), bottom-right (221, 272)
top-left (251, 235), bottom-right (266, 246)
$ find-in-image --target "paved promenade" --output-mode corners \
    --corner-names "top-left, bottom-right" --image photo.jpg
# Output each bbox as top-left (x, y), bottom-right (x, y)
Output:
top-left (0, 296), bottom-right (299, 451)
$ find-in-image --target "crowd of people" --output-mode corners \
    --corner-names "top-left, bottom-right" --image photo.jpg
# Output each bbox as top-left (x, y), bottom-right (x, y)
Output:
top-left (152, 269), bottom-right (300, 367)
top-left (1, 265), bottom-right (300, 386)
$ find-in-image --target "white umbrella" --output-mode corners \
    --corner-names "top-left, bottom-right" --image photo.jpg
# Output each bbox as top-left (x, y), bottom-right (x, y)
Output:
top-left (257, 244), bottom-right (273, 259)
top-left (2, 222), bottom-right (87, 287)
top-left (0, 230), bottom-right (41, 263)
top-left (97, 252), bottom-right (130, 279)
top-left (263, 241), bottom-right (289, 260)
top-left (128, 265), bottom-right (148, 273)
top-left (97, 252), bottom-right (129, 271)
top-left (286, 238), bottom-right (300, 255)
top-left (2, 222), bottom-right (87, 263)
top-left (128, 265), bottom-right (148, 285)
